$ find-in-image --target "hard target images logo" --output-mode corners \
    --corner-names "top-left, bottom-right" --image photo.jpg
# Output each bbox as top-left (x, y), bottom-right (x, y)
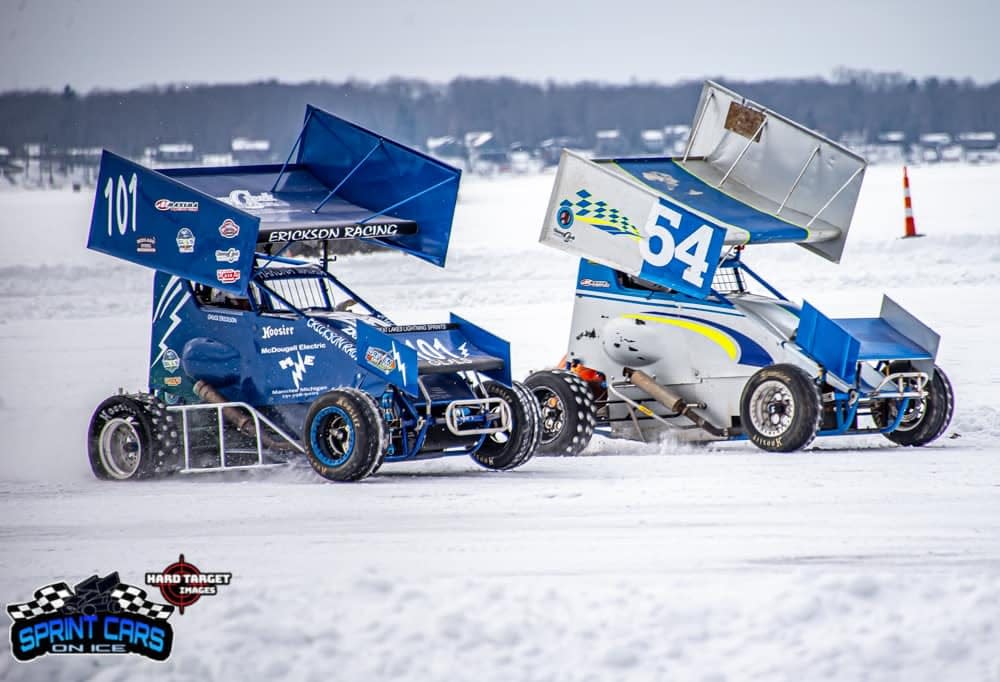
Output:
top-left (145, 554), bottom-right (232, 614)
top-left (6, 572), bottom-right (174, 662)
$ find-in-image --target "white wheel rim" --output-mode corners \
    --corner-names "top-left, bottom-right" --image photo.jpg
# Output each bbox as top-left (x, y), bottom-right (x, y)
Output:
top-left (749, 380), bottom-right (796, 438)
top-left (532, 386), bottom-right (565, 444)
top-left (99, 418), bottom-right (142, 479)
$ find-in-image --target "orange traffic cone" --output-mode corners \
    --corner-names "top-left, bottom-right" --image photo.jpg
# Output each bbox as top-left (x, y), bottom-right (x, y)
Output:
top-left (901, 166), bottom-right (924, 239)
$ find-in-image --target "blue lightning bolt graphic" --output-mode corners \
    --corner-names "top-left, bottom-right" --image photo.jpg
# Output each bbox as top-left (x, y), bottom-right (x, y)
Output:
top-left (152, 278), bottom-right (190, 368)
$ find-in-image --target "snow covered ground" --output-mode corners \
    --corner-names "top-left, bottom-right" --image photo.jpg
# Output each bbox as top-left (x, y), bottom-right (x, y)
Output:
top-left (0, 164), bottom-right (999, 680)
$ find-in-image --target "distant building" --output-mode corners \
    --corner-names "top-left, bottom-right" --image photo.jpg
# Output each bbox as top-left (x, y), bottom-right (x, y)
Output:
top-left (201, 153), bottom-right (235, 167)
top-left (869, 131), bottom-right (907, 165)
top-left (154, 143), bottom-right (196, 167)
top-left (918, 133), bottom-right (954, 163)
top-left (663, 125), bottom-right (691, 155)
top-left (508, 143), bottom-right (540, 174)
top-left (426, 136), bottom-right (466, 170)
top-left (464, 131), bottom-right (509, 176)
top-left (231, 138), bottom-right (271, 164)
top-left (594, 129), bottom-right (629, 157)
top-left (958, 132), bottom-right (999, 164)
top-left (539, 137), bottom-right (590, 167)
top-left (639, 130), bottom-right (666, 155)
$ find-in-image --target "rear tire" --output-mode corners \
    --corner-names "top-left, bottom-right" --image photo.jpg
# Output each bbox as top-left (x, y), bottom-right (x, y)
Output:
top-left (873, 363), bottom-right (954, 446)
top-left (88, 395), bottom-right (177, 480)
top-left (470, 381), bottom-right (540, 471)
top-left (304, 389), bottom-right (385, 482)
top-left (740, 364), bottom-right (821, 452)
top-left (524, 370), bottom-right (596, 455)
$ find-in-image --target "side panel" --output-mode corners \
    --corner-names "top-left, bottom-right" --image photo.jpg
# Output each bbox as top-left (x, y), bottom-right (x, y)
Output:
top-left (540, 151), bottom-right (727, 299)
top-left (356, 322), bottom-right (420, 396)
top-left (880, 295), bottom-right (940, 375)
top-left (796, 301), bottom-right (861, 384)
top-left (89, 151), bottom-right (259, 295)
top-left (449, 314), bottom-right (511, 385)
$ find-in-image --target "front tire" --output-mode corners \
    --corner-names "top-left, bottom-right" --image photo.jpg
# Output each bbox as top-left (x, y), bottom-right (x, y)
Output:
top-left (740, 364), bottom-right (821, 452)
top-left (88, 395), bottom-right (177, 480)
top-left (873, 363), bottom-right (954, 446)
top-left (470, 381), bottom-right (541, 471)
top-left (304, 389), bottom-right (385, 482)
top-left (524, 370), bottom-right (596, 455)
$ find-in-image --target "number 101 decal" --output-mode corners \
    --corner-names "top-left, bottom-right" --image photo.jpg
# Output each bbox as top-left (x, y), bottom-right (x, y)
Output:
top-left (639, 199), bottom-right (724, 293)
top-left (103, 172), bottom-right (139, 236)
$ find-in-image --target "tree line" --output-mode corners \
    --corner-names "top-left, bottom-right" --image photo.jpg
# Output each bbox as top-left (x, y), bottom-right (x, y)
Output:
top-left (2, 70), bottom-right (998, 158)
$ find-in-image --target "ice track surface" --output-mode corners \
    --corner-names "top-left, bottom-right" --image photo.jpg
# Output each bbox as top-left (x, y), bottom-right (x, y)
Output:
top-left (1, 165), bottom-right (999, 681)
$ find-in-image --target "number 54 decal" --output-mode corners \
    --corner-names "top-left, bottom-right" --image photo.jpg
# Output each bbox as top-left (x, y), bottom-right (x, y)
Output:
top-left (639, 199), bottom-right (725, 295)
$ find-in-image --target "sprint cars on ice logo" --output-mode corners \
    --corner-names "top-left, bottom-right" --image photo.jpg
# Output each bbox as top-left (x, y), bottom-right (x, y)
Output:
top-left (6, 572), bottom-right (174, 661)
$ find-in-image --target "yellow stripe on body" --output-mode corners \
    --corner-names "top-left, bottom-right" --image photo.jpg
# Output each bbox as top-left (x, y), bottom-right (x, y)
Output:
top-left (576, 216), bottom-right (641, 241)
top-left (622, 313), bottom-right (738, 361)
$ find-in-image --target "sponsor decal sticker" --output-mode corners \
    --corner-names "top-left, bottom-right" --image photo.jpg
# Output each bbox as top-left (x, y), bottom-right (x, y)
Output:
top-left (266, 224), bottom-right (400, 243)
top-left (579, 278), bottom-right (611, 288)
top-left (218, 219), bottom-right (240, 239)
top-left (144, 554), bottom-right (232, 615)
top-left (175, 228), bottom-right (195, 254)
top-left (215, 248), bottom-right (240, 264)
top-left (155, 199), bottom-right (199, 212)
top-left (260, 342), bottom-right (324, 355)
top-left (365, 346), bottom-right (397, 375)
top-left (136, 236), bottom-right (157, 254)
top-left (382, 323), bottom-right (451, 334)
top-left (6, 572), bottom-right (175, 661)
top-left (161, 349), bottom-right (180, 373)
top-left (278, 352), bottom-right (315, 390)
top-left (216, 269), bottom-right (240, 285)
top-left (164, 376), bottom-right (182, 387)
top-left (262, 325), bottom-right (294, 340)
top-left (217, 190), bottom-right (290, 211)
top-left (556, 205), bottom-right (574, 229)
top-left (402, 337), bottom-right (473, 367)
top-left (306, 318), bottom-right (357, 359)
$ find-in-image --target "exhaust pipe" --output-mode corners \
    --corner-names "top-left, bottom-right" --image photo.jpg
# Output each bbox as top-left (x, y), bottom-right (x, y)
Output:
top-left (622, 367), bottom-right (729, 438)
top-left (193, 380), bottom-right (288, 450)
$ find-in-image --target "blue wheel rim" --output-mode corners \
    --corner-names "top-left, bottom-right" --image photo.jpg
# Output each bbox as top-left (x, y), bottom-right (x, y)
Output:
top-left (309, 406), bottom-right (355, 467)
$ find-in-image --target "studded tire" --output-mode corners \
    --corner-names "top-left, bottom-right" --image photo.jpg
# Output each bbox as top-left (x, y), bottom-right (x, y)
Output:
top-left (873, 363), bottom-right (954, 447)
top-left (524, 370), bottom-right (596, 456)
top-left (339, 388), bottom-right (389, 475)
top-left (470, 381), bottom-right (541, 471)
top-left (304, 389), bottom-right (385, 482)
top-left (88, 394), bottom-right (180, 480)
top-left (739, 364), bottom-right (822, 453)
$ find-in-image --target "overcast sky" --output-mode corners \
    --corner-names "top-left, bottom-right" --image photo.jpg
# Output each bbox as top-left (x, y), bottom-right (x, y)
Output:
top-left (1, 0), bottom-right (997, 92)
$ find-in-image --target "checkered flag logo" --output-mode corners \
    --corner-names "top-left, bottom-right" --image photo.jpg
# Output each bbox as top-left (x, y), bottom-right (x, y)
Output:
top-left (6, 583), bottom-right (74, 621)
top-left (111, 584), bottom-right (174, 620)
